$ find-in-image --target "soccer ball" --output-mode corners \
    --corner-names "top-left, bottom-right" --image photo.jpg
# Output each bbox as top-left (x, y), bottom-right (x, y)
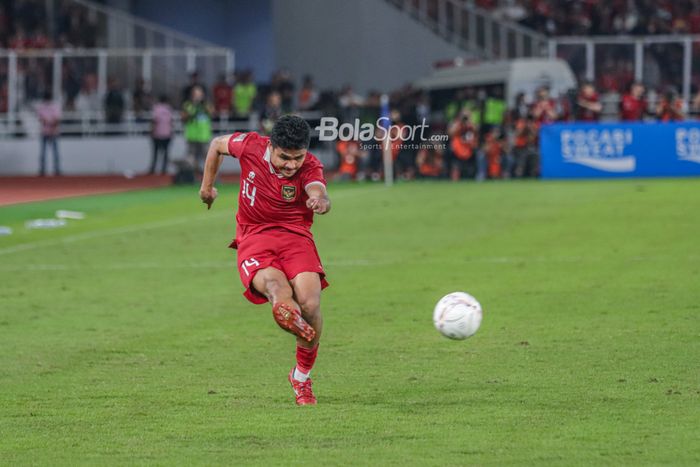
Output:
top-left (433, 292), bottom-right (483, 340)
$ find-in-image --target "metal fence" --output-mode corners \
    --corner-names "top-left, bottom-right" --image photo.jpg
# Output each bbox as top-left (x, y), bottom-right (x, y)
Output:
top-left (548, 35), bottom-right (699, 105)
top-left (0, 48), bottom-right (234, 138)
top-left (386, 0), bottom-right (549, 59)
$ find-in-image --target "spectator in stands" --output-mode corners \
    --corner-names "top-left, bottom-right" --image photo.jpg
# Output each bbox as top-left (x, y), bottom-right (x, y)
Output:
top-left (182, 85), bottom-right (213, 172)
top-left (74, 72), bottom-right (100, 117)
top-left (531, 86), bottom-right (558, 124)
top-left (334, 140), bottom-right (363, 181)
top-left (483, 128), bottom-right (504, 179)
top-left (448, 109), bottom-right (479, 181)
top-left (512, 116), bottom-right (539, 178)
top-left (212, 73), bottom-right (233, 119)
top-left (482, 85), bottom-right (507, 133)
top-left (104, 77), bottom-right (125, 125)
top-left (0, 5), bottom-right (8, 47)
top-left (508, 91), bottom-right (530, 123)
top-left (132, 77), bottom-right (152, 122)
top-left (444, 89), bottom-right (466, 122)
top-left (656, 89), bottom-right (685, 122)
top-left (338, 84), bottom-right (364, 123)
top-left (61, 59), bottom-right (81, 111)
top-left (36, 90), bottom-right (61, 176)
top-left (620, 82), bottom-right (648, 121)
top-left (150, 95), bottom-right (173, 175)
top-left (233, 69), bottom-right (257, 118)
top-left (463, 87), bottom-right (484, 128)
top-left (270, 69), bottom-right (295, 112)
top-left (0, 78), bottom-right (8, 113)
top-left (181, 71), bottom-right (204, 105)
top-left (391, 109), bottom-right (416, 180)
top-left (575, 82), bottom-right (603, 122)
top-left (416, 143), bottom-right (444, 179)
top-left (9, 26), bottom-right (29, 49)
top-left (690, 88), bottom-right (700, 118)
top-left (298, 74), bottom-right (319, 111)
top-left (29, 26), bottom-right (50, 48)
top-left (260, 91), bottom-right (282, 135)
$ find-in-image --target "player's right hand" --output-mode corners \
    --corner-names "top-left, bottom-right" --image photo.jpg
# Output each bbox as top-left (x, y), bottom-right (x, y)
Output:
top-left (199, 186), bottom-right (218, 210)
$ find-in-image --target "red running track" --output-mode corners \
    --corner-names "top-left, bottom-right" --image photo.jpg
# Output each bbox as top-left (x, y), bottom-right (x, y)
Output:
top-left (0, 175), bottom-right (173, 207)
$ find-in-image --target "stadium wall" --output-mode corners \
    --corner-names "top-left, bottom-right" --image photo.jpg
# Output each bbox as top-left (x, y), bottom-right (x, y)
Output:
top-left (0, 136), bottom-right (334, 176)
top-left (120, 0), bottom-right (275, 79)
top-left (0, 137), bottom-right (241, 176)
top-left (272, 0), bottom-right (466, 94)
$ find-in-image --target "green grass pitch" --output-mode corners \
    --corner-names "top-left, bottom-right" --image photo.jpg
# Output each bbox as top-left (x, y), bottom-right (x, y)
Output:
top-left (1, 179), bottom-right (699, 466)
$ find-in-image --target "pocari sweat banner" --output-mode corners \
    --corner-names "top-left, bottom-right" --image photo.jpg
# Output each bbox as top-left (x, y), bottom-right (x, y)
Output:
top-left (540, 122), bottom-right (700, 178)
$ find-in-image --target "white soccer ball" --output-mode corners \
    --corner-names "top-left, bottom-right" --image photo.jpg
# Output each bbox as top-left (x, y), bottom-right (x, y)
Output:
top-left (433, 292), bottom-right (483, 340)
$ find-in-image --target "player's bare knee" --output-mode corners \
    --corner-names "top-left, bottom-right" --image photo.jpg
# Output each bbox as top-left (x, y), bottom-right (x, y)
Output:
top-left (297, 295), bottom-right (320, 317)
top-left (264, 277), bottom-right (293, 303)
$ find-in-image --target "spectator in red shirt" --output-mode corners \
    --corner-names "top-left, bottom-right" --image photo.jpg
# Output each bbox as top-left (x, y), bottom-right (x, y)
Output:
top-left (620, 82), bottom-right (647, 121)
top-left (531, 86), bottom-right (558, 124)
top-left (656, 89), bottom-right (685, 122)
top-left (212, 73), bottom-right (232, 118)
top-left (575, 82), bottom-right (603, 122)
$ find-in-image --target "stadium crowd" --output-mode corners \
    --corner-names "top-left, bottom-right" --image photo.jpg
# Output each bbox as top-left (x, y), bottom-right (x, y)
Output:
top-left (479, 0), bottom-right (700, 36)
top-left (0, 0), bottom-right (99, 49)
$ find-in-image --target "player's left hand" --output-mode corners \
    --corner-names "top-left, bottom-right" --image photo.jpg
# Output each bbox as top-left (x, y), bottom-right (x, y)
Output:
top-left (306, 197), bottom-right (330, 215)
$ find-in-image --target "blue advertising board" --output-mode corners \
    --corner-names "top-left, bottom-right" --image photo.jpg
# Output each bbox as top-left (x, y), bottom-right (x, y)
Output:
top-left (540, 122), bottom-right (700, 178)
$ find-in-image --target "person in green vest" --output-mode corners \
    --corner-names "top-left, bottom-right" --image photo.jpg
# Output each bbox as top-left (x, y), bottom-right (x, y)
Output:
top-left (482, 85), bottom-right (507, 133)
top-left (182, 85), bottom-right (213, 174)
top-left (233, 70), bottom-right (257, 118)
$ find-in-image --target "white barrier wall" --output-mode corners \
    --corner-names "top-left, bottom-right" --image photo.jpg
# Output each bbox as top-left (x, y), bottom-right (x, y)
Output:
top-left (0, 136), bottom-right (335, 176)
top-left (0, 136), bottom-right (240, 176)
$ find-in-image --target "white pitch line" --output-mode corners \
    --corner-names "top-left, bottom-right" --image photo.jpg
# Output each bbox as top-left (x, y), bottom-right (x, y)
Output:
top-left (0, 211), bottom-right (230, 257)
top-left (0, 186), bottom-right (382, 257)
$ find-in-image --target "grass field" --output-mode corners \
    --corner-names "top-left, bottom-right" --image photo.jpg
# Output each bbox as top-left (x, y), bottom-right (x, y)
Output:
top-left (1, 179), bottom-right (699, 466)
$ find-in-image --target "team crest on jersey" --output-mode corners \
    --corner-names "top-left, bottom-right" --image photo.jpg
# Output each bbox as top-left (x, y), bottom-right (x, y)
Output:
top-left (281, 185), bottom-right (296, 201)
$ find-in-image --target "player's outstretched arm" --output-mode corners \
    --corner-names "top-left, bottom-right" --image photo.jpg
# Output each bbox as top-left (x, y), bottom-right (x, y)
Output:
top-left (199, 134), bottom-right (231, 209)
top-left (305, 183), bottom-right (331, 215)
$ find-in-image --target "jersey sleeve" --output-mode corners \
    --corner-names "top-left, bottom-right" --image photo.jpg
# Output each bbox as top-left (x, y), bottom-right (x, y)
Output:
top-left (301, 154), bottom-right (326, 190)
top-left (227, 132), bottom-right (252, 158)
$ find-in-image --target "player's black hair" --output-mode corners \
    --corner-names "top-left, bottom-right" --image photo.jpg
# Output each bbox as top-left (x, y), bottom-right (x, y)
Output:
top-left (270, 115), bottom-right (311, 150)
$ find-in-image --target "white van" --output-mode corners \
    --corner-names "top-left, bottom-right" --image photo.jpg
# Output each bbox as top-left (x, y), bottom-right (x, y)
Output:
top-left (415, 58), bottom-right (577, 108)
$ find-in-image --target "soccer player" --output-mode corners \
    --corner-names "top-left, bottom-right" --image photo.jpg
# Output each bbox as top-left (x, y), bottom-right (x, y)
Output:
top-left (199, 115), bottom-right (330, 406)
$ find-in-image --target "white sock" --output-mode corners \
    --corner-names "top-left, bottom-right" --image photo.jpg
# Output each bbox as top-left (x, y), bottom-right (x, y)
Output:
top-left (293, 367), bottom-right (310, 382)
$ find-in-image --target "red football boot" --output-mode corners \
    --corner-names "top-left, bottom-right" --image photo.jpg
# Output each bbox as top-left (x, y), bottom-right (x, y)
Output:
top-left (288, 368), bottom-right (317, 405)
top-left (272, 302), bottom-right (316, 342)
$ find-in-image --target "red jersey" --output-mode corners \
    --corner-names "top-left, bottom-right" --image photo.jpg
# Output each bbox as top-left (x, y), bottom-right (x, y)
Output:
top-left (213, 82), bottom-right (232, 113)
top-left (227, 132), bottom-right (326, 247)
top-left (577, 92), bottom-right (601, 122)
top-left (620, 94), bottom-right (646, 121)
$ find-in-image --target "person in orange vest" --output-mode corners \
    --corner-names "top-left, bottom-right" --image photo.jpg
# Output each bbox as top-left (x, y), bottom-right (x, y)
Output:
top-left (334, 140), bottom-right (363, 181)
top-left (482, 128), bottom-right (503, 179)
top-left (448, 109), bottom-right (478, 181)
top-left (416, 143), bottom-right (444, 179)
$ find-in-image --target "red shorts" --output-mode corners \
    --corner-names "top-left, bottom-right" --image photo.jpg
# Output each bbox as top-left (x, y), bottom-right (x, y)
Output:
top-left (231, 229), bottom-right (329, 304)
